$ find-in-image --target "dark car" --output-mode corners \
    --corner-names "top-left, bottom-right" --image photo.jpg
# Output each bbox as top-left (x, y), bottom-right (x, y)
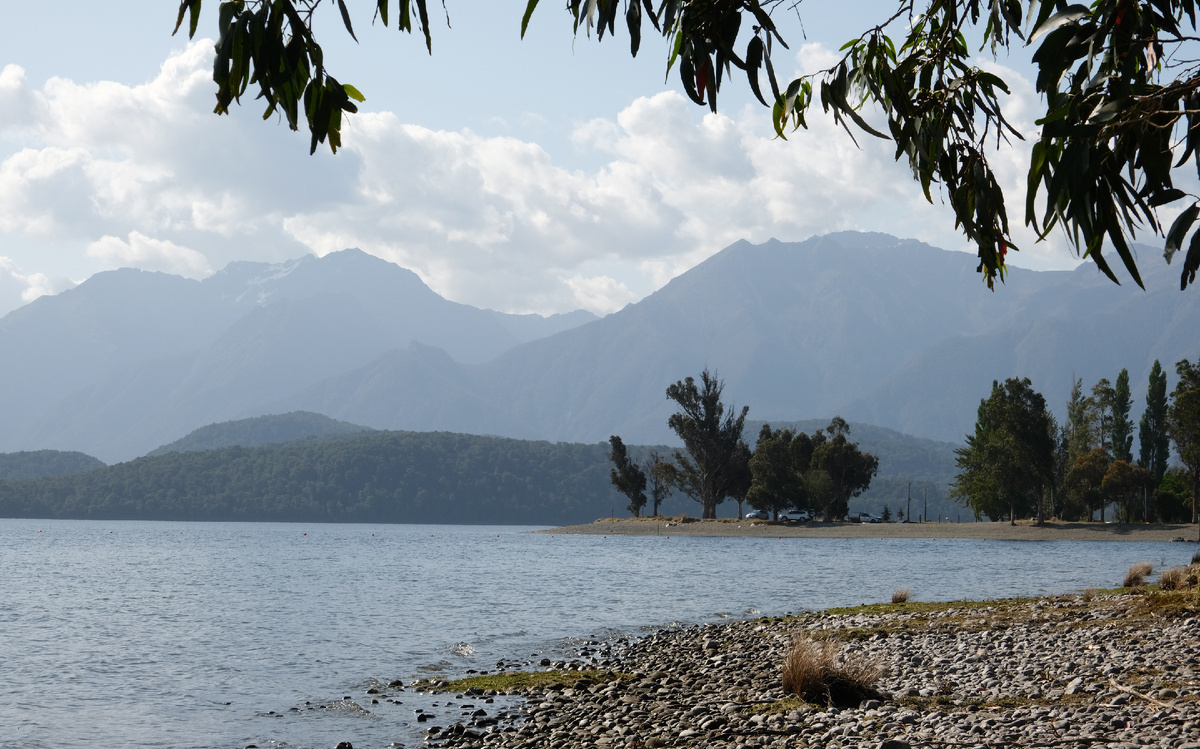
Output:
top-left (744, 510), bottom-right (770, 520)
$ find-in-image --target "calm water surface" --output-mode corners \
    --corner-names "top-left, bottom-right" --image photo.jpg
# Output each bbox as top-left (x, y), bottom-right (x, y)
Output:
top-left (0, 519), bottom-right (1193, 749)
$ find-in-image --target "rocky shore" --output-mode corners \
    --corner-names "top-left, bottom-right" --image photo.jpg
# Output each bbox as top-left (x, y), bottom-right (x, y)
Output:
top-left (417, 591), bottom-right (1200, 749)
top-left (541, 518), bottom-right (1200, 543)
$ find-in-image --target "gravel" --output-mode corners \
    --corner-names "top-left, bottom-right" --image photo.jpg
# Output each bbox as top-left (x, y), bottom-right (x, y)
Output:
top-left (418, 592), bottom-right (1200, 749)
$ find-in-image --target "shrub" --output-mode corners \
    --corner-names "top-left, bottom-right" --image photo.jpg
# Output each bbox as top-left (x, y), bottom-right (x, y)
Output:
top-left (1160, 566), bottom-right (1187, 591)
top-left (1124, 561), bottom-right (1154, 588)
top-left (781, 637), bottom-right (884, 707)
top-left (1192, 550), bottom-right (1200, 565)
top-left (891, 588), bottom-right (911, 604)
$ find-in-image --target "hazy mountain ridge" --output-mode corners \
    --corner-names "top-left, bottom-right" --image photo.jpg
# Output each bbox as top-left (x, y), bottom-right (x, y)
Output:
top-left (0, 250), bottom-right (596, 461)
top-left (272, 232), bottom-right (1197, 446)
top-left (147, 411), bottom-right (375, 457)
top-left (1, 232), bottom-right (1196, 462)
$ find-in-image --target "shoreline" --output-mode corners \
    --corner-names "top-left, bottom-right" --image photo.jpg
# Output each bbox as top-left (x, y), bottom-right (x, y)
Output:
top-left (539, 517), bottom-right (1200, 542)
top-left (418, 586), bottom-right (1200, 749)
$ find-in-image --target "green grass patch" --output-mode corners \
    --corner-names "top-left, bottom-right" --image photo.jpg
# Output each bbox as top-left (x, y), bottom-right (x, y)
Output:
top-left (1131, 587), bottom-right (1200, 619)
top-left (420, 669), bottom-right (632, 694)
top-left (751, 697), bottom-right (806, 714)
top-left (823, 597), bottom-right (1031, 617)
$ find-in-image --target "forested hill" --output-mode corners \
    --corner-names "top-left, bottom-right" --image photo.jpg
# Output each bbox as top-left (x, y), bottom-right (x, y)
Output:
top-left (0, 431), bottom-right (620, 525)
top-left (0, 450), bottom-right (106, 480)
top-left (147, 411), bottom-right (374, 456)
top-left (0, 425), bottom-right (964, 524)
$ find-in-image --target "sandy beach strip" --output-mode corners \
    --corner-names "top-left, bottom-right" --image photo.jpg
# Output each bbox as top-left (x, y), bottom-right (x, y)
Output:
top-left (537, 517), bottom-right (1200, 542)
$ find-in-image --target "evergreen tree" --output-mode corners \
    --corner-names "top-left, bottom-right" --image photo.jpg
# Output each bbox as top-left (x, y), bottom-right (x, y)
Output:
top-left (811, 417), bottom-right (878, 521)
top-left (952, 378), bottom-right (1055, 524)
top-left (646, 451), bottom-right (676, 518)
top-left (665, 370), bottom-right (749, 519)
top-left (747, 425), bottom-right (803, 521)
top-left (608, 435), bottom-right (647, 518)
top-left (1139, 360), bottom-right (1170, 484)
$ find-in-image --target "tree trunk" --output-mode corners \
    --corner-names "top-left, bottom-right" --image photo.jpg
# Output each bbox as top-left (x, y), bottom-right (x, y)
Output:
top-left (1193, 468), bottom-right (1199, 526)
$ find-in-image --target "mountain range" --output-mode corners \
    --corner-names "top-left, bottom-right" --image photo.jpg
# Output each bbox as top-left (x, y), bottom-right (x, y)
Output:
top-left (2, 231), bottom-right (1197, 463)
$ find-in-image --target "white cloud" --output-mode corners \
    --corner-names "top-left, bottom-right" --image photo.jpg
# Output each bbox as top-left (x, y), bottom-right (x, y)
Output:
top-left (0, 255), bottom-right (76, 314)
top-left (0, 38), bottom-right (1094, 319)
top-left (0, 65), bottom-right (47, 132)
top-left (86, 231), bottom-right (212, 278)
top-left (565, 275), bottom-right (639, 314)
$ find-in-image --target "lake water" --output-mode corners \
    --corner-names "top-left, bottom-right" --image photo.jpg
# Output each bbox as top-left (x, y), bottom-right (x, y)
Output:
top-left (1, 519), bottom-right (1193, 749)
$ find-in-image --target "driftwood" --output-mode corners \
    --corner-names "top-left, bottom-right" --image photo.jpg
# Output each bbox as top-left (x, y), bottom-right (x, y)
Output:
top-left (1107, 677), bottom-right (1178, 712)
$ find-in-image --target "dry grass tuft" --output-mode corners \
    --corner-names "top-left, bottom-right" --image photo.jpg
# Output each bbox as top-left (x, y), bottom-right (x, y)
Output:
top-left (1160, 563), bottom-right (1200, 590)
top-left (891, 588), bottom-right (912, 604)
top-left (781, 637), bottom-right (885, 708)
top-left (1160, 566), bottom-right (1188, 591)
top-left (1124, 561), bottom-right (1155, 588)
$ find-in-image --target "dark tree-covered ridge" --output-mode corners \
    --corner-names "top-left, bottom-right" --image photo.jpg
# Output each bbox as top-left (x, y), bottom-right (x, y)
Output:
top-left (0, 431), bottom-right (616, 525)
top-left (0, 450), bottom-right (106, 481)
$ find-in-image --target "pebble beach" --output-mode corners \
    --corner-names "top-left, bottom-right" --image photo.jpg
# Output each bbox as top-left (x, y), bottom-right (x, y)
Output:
top-left (418, 587), bottom-right (1200, 749)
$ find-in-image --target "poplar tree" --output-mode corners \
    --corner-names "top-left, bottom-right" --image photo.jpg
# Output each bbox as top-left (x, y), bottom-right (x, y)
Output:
top-left (1111, 369), bottom-right (1134, 464)
top-left (1168, 359), bottom-right (1200, 526)
top-left (1139, 360), bottom-right (1170, 484)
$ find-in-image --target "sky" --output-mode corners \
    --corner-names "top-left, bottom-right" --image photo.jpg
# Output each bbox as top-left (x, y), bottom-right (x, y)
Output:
top-left (0, 1), bottom-right (1114, 318)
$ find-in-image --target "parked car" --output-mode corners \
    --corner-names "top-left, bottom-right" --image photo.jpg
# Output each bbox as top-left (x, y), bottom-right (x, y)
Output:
top-left (784, 510), bottom-right (811, 522)
top-left (744, 509), bottom-right (770, 520)
top-left (858, 512), bottom-right (882, 523)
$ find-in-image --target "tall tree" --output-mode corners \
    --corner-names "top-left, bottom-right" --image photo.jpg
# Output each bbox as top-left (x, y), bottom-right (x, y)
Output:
top-left (665, 370), bottom-right (749, 519)
top-left (1168, 359), bottom-right (1200, 527)
top-left (951, 378), bottom-right (1055, 524)
top-left (1065, 378), bottom-right (1095, 466)
top-left (176, 1), bottom-right (1200, 289)
top-left (608, 435), bottom-right (647, 518)
top-left (1110, 369), bottom-right (1134, 464)
top-left (727, 440), bottom-right (754, 520)
top-left (1139, 360), bottom-right (1171, 484)
top-left (1090, 378), bottom-right (1115, 457)
top-left (646, 451), bottom-right (676, 518)
top-left (810, 417), bottom-right (878, 521)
